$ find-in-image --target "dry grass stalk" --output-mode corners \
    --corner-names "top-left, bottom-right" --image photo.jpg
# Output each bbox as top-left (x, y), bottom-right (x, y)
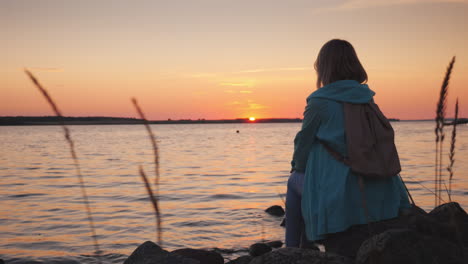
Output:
top-left (131, 98), bottom-right (162, 246)
top-left (447, 98), bottom-right (459, 201)
top-left (434, 56), bottom-right (455, 206)
top-left (24, 69), bottom-right (102, 262)
top-left (131, 98), bottom-right (160, 189)
top-left (139, 166), bottom-right (162, 245)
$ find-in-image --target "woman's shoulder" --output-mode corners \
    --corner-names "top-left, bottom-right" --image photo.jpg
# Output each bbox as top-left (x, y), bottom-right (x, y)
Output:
top-left (306, 97), bottom-right (340, 110)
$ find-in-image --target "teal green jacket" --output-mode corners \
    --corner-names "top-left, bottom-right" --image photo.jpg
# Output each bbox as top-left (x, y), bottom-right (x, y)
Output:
top-left (291, 80), bottom-right (410, 241)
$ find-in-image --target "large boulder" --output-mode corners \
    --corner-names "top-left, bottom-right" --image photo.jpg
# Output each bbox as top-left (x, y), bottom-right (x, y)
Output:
top-left (225, 255), bottom-right (253, 264)
top-left (249, 247), bottom-right (353, 264)
top-left (356, 229), bottom-right (465, 264)
top-left (171, 248), bottom-right (224, 264)
top-left (249, 243), bottom-right (272, 257)
top-left (429, 202), bottom-right (468, 222)
top-left (124, 241), bottom-right (199, 264)
top-left (322, 216), bottom-right (407, 259)
top-left (429, 202), bottom-right (468, 245)
top-left (265, 240), bottom-right (283, 248)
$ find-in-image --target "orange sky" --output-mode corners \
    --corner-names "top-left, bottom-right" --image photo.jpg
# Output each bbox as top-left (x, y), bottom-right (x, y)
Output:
top-left (1, 0), bottom-right (467, 120)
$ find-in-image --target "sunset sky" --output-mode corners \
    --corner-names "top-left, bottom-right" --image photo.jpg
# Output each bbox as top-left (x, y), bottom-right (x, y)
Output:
top-left (2, 0), bottom-right (467, 120)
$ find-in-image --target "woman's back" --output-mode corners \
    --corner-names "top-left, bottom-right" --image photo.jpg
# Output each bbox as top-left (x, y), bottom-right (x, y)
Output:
top-left (298, 81), bottom-right (411, 241)
top-left (286, 39), bottom-right (411, 253)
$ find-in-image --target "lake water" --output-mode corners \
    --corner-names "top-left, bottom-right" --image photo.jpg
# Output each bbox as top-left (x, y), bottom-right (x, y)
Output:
top-left (1, 122), bottom-right (467, 263)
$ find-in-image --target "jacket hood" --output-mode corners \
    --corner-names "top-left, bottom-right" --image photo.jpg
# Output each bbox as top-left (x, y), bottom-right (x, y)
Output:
top-left (308, 80), bottom-right (375, 104)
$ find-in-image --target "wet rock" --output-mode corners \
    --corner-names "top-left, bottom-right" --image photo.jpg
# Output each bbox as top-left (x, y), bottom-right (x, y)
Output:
top-left (265, 205), bottom-right (285, 217)
top-left (124, 241), bottom-right (164, 264)
top-left (171, 248), bottom-right (224, 264)
top-left (249, 243), bottom-right (272, 257)
top-left (356, 228), bottom-right (465, 264)
top-left (321, 217), bottom-right (406, 259)
top-left (225, 255), bottom-right (253, 264)
top-left (124, 241), bottom-right (199, 264)
top-left (265, 240), bottom-right (283, 248)
top-left (250, 247), bottom-right (352, 264)
top-left (429, 202), bottom-right (468, 222)
top-left (429, 202), bottom-right (468, 245)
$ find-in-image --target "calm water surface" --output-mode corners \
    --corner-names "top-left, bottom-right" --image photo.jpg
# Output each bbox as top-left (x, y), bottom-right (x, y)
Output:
top-left (1, 122), bottom-right (467, 263)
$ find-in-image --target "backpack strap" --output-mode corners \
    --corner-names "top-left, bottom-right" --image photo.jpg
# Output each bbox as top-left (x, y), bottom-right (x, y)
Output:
top-left (398, 174), bottom-right (416, 206)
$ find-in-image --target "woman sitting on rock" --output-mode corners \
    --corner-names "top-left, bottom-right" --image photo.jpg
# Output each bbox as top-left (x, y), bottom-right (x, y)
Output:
top-left (285, 39), bottom-right (411, 256)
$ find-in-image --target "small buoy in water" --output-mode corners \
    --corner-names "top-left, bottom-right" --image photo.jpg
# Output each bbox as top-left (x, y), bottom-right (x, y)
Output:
top-left (236, 130), bottom-right (239, 133)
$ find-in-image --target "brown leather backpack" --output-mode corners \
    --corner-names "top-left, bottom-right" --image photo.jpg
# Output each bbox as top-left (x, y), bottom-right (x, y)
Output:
top-left (322, 101), bottom-right (401, 179)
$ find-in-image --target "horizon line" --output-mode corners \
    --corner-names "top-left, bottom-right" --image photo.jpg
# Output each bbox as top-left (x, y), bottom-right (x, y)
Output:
top-left (2, 115), bottom-right (464, 122)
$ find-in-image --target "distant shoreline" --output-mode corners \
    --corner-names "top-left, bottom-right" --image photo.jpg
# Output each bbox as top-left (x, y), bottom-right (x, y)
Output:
top-left (1, 116), bottom-right (458, 126)
top-left (0, 116), bottom-right (304, 126)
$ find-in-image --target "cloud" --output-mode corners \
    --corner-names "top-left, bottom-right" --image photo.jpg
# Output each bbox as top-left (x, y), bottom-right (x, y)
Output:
top-left (220, 80), bottom-right (255, 88)
top-left (224, 90), bottom-right (254, 94)
top-left (183, 66), bottom-right (312, 81)
top-left (23, 67), bottom-right (64, 72)
top-left (227, 100), bottom-right (268, 110)
top-left (186, 73), bottom-right (217, 78)
top-left (248, 103), bottom-right (268, 110)
top-left (335, 0), bottom-right (466, 10)
top-left (236, 67), bottom-right (312, 74)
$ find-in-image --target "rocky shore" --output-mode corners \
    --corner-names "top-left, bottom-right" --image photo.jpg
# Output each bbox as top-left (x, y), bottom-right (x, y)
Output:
top-left (124, 202), bottom-right (468, 264)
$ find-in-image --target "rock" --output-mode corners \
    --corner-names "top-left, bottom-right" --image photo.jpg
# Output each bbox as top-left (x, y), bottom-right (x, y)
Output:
top-left (249, 243), bottom-right (272, 257)
top-left (124, 241), bottom-right (165, 264)
top-left (171, 248), bottom-right (224, 264)
top-left (0, 259), bottom-right (4, 264)
top-left (356, 228), bottom-right (465, 264)
top-left (429, 202), bottom-right (468, 222)
top-left (429, 202), bottom-right (468, 245)
top-left (265, 205), bottom-right (285, 217)
top-left (225, 255), bottom-right (253, 264)
top-left (249, 247), bottom-right (352, 264)
top-left (124, 241), bottom-right (199, 264)
top-left (265, 240), bottom-right (283, 248)
top-left (322, 217), bottom-right (405, 259)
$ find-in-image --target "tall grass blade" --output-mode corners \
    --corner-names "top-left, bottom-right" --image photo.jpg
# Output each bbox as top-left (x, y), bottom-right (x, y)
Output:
top-left (132, 98), bottom-right (162, 246)
top-left (139, 166), bottom-right (162, 245)
top-left (131, 98), bottom-right (160, 189)
top-left (24, 69), bottom-right (102, 262)
top-left (447, 98), bottom-right (459, 201)
top-left (435, 56), bottom-right (455, 206)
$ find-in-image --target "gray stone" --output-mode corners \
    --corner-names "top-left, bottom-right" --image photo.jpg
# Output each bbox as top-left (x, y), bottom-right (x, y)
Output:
top-left (265, 240), bottom-right (283, 248)
top-left (225, 255), bottom-right (253, 264)
top-left (429, 202), bottom-right (468, 222)
top-left (356, 228), bottom-right (465, 264)
top-left (171, 248), bottom-right (223, 264)
top-left (249, 243), bottom-right (272, 257)
top-left (265, 205), bottom-right (285, 217)
top-left (249, 247), bottom-right (352, 264)
top-left (124, 241), bottom-right (199, 264)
